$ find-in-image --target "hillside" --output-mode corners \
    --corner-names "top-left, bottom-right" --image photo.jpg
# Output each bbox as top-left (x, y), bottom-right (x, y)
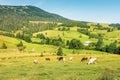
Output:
top-left (0, 5), bottom-right (69, 32)
top-left (0, 35), bottom-right (58, 53)
top-left (0, 5), bottom-right (68, 21)
top-left (0, 5), bottom-right (120, 55)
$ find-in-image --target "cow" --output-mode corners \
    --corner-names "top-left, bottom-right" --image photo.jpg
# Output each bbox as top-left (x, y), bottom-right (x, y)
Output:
top-left (57, 57), bottom-right (63, 61)
top-left (87, 57), bottom-right (97, 64)
top-left (45, 58), bottom-right (50, 61)
top-left (69, 57), bottom-right (73, 61)
top-left (57, 57), bottom-right (66, 63)
top-left (33, 60), bottom-right (38, 64)
top-left (63, 57), bottom-right (66, 63)
top-left (81, 57), bottom-right (88, 62)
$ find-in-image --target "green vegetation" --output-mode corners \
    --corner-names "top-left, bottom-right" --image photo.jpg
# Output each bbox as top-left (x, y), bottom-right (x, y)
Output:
top-left (69, 39), bottom-right (84, 49)
top-left (110, 23), bottom-right (120, 30)
top-left (1, 42), bottom-right (7, 49)
top-left (16, 41), bottom-right (26, 52)
top-left (57, 47), bottom-right (63, 56)
top-left (95, 38), bottom-right (104, 51)
top-left (1, 23), bottom-right (120, 54)
top-left (97, 67), bottom-right (115, 80)
top-left (0, 5), bottom-right (68, 33)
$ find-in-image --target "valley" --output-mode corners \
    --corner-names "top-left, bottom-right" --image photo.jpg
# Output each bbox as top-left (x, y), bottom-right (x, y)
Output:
top-left (0, 5), bottom-right (120, 80)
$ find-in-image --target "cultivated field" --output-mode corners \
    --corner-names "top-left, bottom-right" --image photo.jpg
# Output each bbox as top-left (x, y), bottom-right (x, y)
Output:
top-left (0, 53), bottom-right (120, 80)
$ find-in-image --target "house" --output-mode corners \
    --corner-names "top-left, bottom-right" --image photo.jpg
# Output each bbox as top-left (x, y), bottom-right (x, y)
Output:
top-left (84, 41), bottom-right (91, 46)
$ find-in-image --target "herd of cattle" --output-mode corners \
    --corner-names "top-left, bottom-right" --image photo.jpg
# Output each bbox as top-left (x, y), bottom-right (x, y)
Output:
top-left (34, 56), bottom-right (97, 65)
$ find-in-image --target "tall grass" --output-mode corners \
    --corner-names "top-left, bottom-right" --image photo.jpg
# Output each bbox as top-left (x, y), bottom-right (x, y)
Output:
top-left (97, 67), bottom-right (115, 80)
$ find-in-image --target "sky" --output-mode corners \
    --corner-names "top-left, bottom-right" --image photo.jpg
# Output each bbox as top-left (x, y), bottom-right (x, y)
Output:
top-left (0, 0), bottom-right (120, 23)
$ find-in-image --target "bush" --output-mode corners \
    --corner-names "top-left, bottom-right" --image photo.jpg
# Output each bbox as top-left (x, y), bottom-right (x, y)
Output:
top-left (36, 34), bottom-right (45, 39)
top-left (17, 41), bottom-right (26, 52)
top-left (1, 42), bottom-right (7, 49)
top-left (40, 52), bottom-right (44, 57)
top-left (69, 39), bottom-right (84, 49)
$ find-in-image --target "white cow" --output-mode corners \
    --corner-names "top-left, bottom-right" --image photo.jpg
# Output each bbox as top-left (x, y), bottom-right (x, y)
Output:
top-left (63, 57), bottom-right (66, 63)
top-left (34, 60), bottom-right (38, 64)
top-left (87, 58), bottom-right (97, 64)
top-left (69, 57), bottom-right (73, 61)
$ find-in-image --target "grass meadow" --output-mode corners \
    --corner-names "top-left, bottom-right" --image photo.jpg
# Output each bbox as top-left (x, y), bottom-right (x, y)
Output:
top-left (0, 26), bottom-right (120, 80)
top-left (0, 53), bottom-right (120, 80)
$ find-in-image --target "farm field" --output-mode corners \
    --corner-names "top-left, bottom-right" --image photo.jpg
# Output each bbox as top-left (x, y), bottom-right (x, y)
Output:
top-left (0, 53), bottom-right (120, 80)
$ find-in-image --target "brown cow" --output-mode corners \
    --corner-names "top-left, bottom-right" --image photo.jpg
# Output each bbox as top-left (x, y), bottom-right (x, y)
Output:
top-left (45, 58), bottom-right (50, 61)
top-left (57, 57), bottom-right (63, 61)
top-left (57, 57), bottom-right (65, 63)
top-left (81, 57), bottom-right (88, 62)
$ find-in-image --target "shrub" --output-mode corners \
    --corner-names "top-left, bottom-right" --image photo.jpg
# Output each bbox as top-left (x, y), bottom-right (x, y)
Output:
top-left (69, 39), bottom-right (84, 49)
top-left (36, 34), bottom-right (45, 39)
top-left (17, 41), bottom-right (26, 52)
top-left (1, 42), bottom-right (7, 49)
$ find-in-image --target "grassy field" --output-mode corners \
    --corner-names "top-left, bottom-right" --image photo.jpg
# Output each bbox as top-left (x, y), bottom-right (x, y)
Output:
top-left (1, 26), bottom-right (119, 53)
top-left (0, 53), bottom-right (120, 80)
top-left (0, 26), bottom-right (120, 80)
top-left (33, 28), bottom-right (90, 43)
top-left (33, 27), bottom-right (120, 46)
top-left (0, 35), bottom-right (58, 53)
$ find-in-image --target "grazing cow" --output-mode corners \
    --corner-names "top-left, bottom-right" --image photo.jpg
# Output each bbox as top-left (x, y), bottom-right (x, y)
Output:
top-left (34, 60), bottom-right (38, 64)
top-left (57, 57), bottom-right (63, 61)
top-left (63, 57), bottom-right (66, 63)
top-left (45, 58), bottom-right (50, 61)
top-left (57, 57), bottom-right (66, 62)
top-left (69, 57), bottom-right (73, 61)
top-left (81, 57), bottom-right (88, 62)
top-left (87, 57), bottom-right (97, 64)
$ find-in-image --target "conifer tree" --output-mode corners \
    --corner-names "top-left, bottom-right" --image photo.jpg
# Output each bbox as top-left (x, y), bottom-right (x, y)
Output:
top-left (57, 47), bottom-right (63, 56)
top-left (2, 42), bottom-right (7, 49)
top-left (95, 38), bottom-right (103, 51)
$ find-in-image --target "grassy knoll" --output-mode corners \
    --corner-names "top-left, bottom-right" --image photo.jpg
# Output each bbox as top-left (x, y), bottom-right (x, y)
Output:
top-left (33, 28), bottom-right (89, 43)
top-left (0, 35), bottom-right (109, 54)
top-left (0, 35), bottom-right (57, 53)
top-left (104, 31), bottom-right (120, 39)
top-left (0, 54), bottom-right (120, 80)
top-left (33, 27), bottom-right (120, 46)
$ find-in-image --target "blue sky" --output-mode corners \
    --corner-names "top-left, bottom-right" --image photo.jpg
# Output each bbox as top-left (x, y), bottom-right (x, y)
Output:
top-left (0, 0), bottom-right (120, 23)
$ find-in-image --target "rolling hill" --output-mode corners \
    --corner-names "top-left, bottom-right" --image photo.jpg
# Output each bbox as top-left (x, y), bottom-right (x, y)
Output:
top-left (0, 5), bottom-right (120, 55)
top-left (0, 5), bottom-right (70, 32)
top-left (0, 5), bottom-right (69, 21)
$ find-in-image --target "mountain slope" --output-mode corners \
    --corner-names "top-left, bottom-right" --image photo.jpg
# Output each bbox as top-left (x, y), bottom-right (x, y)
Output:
top-left (0, 5), bottom-right (70, 32)
top-left (0, 5), bottom-right (69, 21)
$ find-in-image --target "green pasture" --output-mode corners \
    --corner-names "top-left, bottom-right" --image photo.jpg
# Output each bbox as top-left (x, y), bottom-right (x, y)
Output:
top-left (33, 28), bottom-right (89, 43)
top-left (104, 31), bottom-right (120, 39)
top-left (0, 35), bottom-right (57, 53)
top-left (0, 54), bottom-right (120, 80)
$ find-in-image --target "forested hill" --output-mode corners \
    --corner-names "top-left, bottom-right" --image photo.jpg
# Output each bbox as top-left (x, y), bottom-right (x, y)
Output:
top-left (0, 5), bottom-right (68, 21)
top-left (0, 5), bottom-right (69, 32)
